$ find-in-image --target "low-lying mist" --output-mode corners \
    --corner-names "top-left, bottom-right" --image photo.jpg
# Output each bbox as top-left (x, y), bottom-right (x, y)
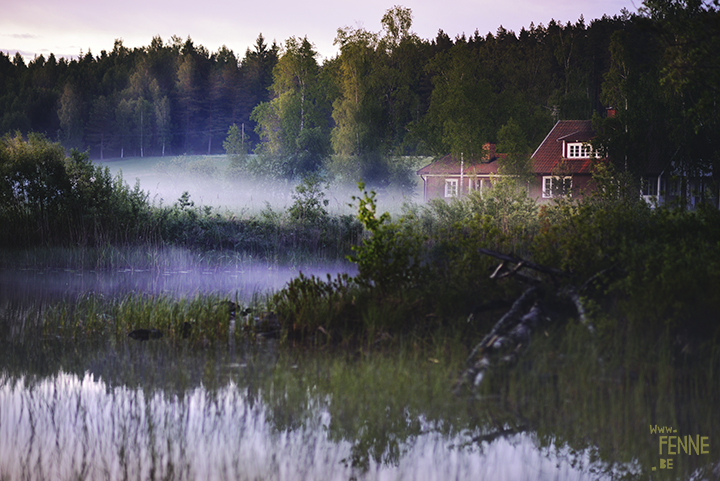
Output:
top-left (0, 246), bottom-right (357, 305)
top-left (95, 154), bottom-right (425, 216)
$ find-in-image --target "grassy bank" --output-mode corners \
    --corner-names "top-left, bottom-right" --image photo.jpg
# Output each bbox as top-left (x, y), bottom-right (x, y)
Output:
top-left (0, 134), bottom-right (363, 261)
top-left (8, 173), bottom-right (719, 354)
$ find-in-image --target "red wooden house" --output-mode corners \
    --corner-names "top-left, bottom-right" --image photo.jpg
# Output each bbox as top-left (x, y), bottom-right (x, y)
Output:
top-left (417, 121), bottom-right (608, 202)
top-left (529, 119), bottom-right (601, 200)
top-left (416, 143), bottom-right (506, 201)
top-left (417, 119), bottom-right (700, 206)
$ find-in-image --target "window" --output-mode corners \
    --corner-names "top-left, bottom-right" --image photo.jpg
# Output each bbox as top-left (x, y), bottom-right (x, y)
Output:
top-left (641, 176), bottom-right (658, 196)
top-left (470, 178), bottom-right (492, 192)
top-left (566, 142), bottom-right (597, 159)
top-left (542, 176), bottom-right (572, 198)
top-left (444, 179), bottom-right (458, 197)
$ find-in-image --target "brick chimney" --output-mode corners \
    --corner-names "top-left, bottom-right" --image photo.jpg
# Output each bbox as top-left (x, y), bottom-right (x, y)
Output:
top-left (606, 107), bottom-right (617, 118)
top-left (483, 142), bottom-right (496, 160)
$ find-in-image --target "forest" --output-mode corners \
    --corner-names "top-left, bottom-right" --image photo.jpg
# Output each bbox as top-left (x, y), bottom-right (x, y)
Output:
top-left (1, 1), bottom-right (718, 185)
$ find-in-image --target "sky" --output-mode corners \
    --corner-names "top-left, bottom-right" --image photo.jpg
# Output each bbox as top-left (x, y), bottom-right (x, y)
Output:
top-left (1, 0), bottom-right (640, 63)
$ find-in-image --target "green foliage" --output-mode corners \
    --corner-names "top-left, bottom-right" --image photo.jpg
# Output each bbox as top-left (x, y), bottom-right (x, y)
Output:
top-left (270, 172), bottom-right (720, 349)
top-left (250, 36), bottom-right (330, 179)
top-left (423, 41), bottom-right (495, 159)
top-left (1, 9), bottom-right (716, 187)
top-left (348, 182), bottom-right (429, 293)
top-left (0, 132), bottom-right (153, 246)
top-left (223, 123), bottom-right (247, 157)
top-left (0, 134), bottom-right (361, 256)
top-left (288, 174), bottom-right (330, 224)
top-left (42, 292), bottom-right (238, 345)
top-left (533, 196), bottom-right (720, 339)
top-left (269, 180), bottom-right (542, 344)
top-left (324, 153), bottom-right (417, 193)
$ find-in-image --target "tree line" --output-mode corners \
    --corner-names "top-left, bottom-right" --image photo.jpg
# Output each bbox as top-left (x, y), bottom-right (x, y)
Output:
top-left (1, 2), bottom-right (718, 185)
top-left (1, 34), bottom-right (278, 160)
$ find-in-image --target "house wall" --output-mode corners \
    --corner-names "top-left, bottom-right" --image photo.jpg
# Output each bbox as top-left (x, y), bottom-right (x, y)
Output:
top-left (424, 176), bottom-right (450, 200)
top-left (422, 175), bottom-right (496, 201)
top-left (570, 175), bottom-right (595, 197)
top-left (423, 174), bottom-right (597, 202)
top-left (529, 174), bottom-right (595, 202)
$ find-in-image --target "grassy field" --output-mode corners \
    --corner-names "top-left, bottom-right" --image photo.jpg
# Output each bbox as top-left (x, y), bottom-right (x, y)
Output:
top-left (94, 154), bottom-right (428, 215)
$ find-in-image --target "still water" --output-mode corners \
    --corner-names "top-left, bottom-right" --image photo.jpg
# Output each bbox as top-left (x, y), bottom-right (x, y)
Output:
top-left (1, 258), bottom-right (718, 480)
top-left (0, 338), bottom-right (624, 481)
top-left (0, 260), bottom-right (354, 304)
top-left (0, 344), bottom-right (606, 481)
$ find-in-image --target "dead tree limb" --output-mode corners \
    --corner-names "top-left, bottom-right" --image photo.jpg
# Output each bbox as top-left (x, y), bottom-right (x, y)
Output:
top-left (456, 249), bottom-right (601, 393)
top-left (478, 248), bottom-right (572, 280)
top-left (456, 286), bottom-right (543, 391)
top-left (465, 286), bottom-right (540, 363)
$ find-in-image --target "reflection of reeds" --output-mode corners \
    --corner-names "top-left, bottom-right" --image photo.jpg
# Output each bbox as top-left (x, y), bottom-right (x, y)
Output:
top-left (477, 322), bottom-right (720, 480)
top-left (1, 337), bottom-right (716, 480)
top-left (0, 346), bottom-right (478, 480)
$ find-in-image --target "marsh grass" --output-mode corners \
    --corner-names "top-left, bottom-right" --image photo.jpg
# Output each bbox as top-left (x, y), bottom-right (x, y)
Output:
top-left (39, 293), bottom-right (242, 346)
top-left (477, 321), bottom-right (720, 480)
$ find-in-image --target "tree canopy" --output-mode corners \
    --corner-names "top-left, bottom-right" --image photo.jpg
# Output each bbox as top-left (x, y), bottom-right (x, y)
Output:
top-left (1, 3), bottom-right (717, 187)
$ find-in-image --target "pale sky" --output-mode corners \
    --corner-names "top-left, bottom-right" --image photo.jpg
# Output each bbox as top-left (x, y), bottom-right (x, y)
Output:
top-left (1, 0), bottom-right (639, 63)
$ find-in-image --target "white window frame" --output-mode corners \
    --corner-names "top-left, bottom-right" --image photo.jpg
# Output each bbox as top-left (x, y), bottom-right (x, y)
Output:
top-left (444, 178), bottom-right (458, 198)
top-left (641, 176), bottom-right (658, 197)
top-left (566, 142), bottom-right (598, 159)
top-left (470, 177), bottom-right (492, 192)
top-left (542, 176), bottom-right (572, 198)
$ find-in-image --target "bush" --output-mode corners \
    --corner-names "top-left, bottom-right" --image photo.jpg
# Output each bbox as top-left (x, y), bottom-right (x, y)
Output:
top-left (0, 133), bottom-right (153, 247)
top-left (288, 174), bottom-right (330, 224)
top-left (533, 196), bottom-right (720, 341)
top-left (270, 177), bottom-right (720, 348)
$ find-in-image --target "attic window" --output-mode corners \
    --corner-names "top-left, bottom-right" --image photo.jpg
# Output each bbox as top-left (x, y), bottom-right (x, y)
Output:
top-left (566, 142), bottom-right (597, 159)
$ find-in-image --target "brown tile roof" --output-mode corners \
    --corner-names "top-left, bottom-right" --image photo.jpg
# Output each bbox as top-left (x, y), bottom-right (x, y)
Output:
top-left (531, 120), bottom-right (602, 175)
top-left (416, 154), bottom-right (502, 176)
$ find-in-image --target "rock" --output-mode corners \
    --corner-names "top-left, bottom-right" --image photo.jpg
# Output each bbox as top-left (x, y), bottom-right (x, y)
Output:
top-left (128, 328), bottom-right (163, 341)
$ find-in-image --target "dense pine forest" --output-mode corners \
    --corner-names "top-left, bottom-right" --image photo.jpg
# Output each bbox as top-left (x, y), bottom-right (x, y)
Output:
top-left (1, 2), bottom-right (718, 183)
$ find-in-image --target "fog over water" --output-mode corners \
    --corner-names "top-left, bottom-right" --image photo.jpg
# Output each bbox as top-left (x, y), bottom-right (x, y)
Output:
top-left (0, 258), bottom-right (356, 305)
top-left (0, 156), bottom-right (670, 480)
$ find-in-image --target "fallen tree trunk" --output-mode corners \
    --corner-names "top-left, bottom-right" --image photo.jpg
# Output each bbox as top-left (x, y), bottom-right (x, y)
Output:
top-left (456, 248), bottom-right (595, 393)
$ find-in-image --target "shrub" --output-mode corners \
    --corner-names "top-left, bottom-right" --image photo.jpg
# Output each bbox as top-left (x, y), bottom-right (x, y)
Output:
top-left (288, 174), bottom-right (329, 224)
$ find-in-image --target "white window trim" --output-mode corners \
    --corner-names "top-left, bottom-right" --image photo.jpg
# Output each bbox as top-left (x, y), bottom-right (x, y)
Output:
top-left (468, 177), bottom-right (492, 192)
top-left (542, 176), bottom-right (572, 198)
top-left (444, 178), bottom-right (458, 198)
top-left (566, 142), bottom-right (598, 159)
top-left (641, 176), bottom-right (659, 197)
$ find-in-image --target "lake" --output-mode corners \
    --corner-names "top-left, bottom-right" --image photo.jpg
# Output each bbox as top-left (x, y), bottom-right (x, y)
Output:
top-left (1, 255), bottom-right (718, 480)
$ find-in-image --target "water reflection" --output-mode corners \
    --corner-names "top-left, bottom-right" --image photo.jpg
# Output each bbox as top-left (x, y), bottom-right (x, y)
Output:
top-left (0, 360), bottom-right (612, 481)
top-left (1, 253), bottom-right (718, 480)
top-left (1, 330), bottom-right (718, 480)
top-left (0, 260), bottom-right (355, 305)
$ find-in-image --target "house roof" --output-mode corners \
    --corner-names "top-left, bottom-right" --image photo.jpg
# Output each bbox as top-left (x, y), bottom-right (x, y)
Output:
top-left (531, 120), bottom-right (600, 175)
top-left (416, 154), bottom-right (501, 176)
top-left (417, 143), bottom-right (507, 176)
